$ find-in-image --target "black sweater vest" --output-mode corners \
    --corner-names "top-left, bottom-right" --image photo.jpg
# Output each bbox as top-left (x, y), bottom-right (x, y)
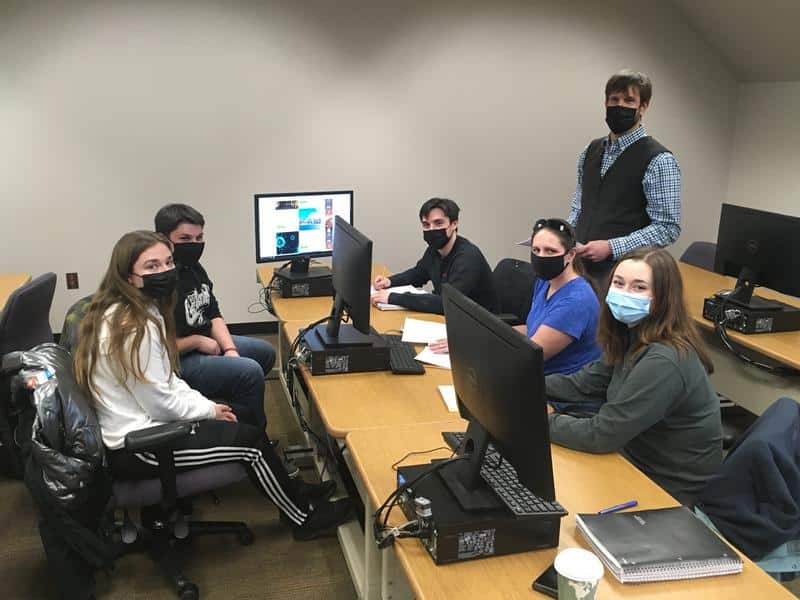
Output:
top-left (576, 135), bottom-right (669, 244)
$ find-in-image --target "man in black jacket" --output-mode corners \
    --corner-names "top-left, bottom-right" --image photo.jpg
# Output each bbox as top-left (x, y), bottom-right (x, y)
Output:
top-left (371, 197), bottom-right (497, 315)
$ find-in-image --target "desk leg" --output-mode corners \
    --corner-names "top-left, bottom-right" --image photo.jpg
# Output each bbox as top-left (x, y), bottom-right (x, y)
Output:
top-left (702, 329), bottom-right (800, 415)
top-left (381, 549), bottom-right (415, 600)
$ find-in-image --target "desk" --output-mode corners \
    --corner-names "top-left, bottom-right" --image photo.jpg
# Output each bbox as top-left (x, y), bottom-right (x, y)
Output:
top-left (0, 273), bottom-right (31, 309)
top-left (347, 422), bottom-right (795, 600)
top-left (678, 263), bottom-right (800, 415)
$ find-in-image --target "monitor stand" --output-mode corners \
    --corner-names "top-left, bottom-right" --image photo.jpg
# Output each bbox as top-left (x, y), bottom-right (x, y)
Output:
top-left (438, 423), bottom-right (503, 512)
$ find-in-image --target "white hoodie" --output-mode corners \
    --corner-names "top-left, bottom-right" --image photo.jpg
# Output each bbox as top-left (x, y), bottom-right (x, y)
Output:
top-left (91, 305), bottom-right (216, 450)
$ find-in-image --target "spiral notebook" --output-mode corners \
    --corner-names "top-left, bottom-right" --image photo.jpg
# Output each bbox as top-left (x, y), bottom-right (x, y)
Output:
top-left (576, 507), bottom-right (743, 583)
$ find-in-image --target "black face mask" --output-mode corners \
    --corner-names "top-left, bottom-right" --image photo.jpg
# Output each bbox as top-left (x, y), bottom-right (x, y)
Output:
top-left (530, 252), bottom-right (568, 281)
top-left (172, 242), bottom-right (205, 266)
top-left (135, 269), bottom-right (178, 299)
top-left (605, 105), bottom-right (639, 135)
top-left (423, 227), bottom-right (451, 250)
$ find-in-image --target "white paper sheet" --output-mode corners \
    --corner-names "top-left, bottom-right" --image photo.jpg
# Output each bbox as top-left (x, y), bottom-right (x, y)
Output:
top-left (414, 345), bottom-right (451, 370)
top-left (438, 385), bottom-right (458, 412)
top-left (402, 317), bottom-right (447, 345)
top-left (370, 285), bottom-right (428, 311)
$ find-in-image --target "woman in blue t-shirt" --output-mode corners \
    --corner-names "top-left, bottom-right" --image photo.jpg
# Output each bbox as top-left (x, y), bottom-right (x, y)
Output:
top-left (521, 218), bottom-right (601, 378)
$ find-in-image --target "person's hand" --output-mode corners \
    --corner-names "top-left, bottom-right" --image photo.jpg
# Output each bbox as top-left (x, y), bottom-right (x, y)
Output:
top-left (222, 348), bottom-right (240, 357)
top-left (429, 338), bottom-right (449, 354)
top-left (213, 403), bottom-right (238, 422)
top-left (373, 275), bottom-right (391, 290)
top-left (371, 290), bottom-right (391, 306)
top-left (195, 336), bottom-right (221, 355)
top-left (576, 240), bottom-right (612, 262)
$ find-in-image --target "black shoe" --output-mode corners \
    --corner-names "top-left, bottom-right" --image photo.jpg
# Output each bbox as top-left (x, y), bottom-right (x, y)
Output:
top-left (291, 498), bottom-right (353, 541)
top-left (283, 457), bottom-right (300, 479)
top-left (295, 479), bottom-right (337, 502)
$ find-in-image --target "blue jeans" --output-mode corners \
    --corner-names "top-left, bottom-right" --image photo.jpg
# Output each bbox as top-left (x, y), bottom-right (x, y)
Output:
top-left (179, 335), bottom-right (276, 430)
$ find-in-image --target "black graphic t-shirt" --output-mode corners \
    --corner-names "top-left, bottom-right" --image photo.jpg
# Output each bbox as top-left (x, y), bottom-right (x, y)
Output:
top-left (174, 263), bottom-right (222, 339)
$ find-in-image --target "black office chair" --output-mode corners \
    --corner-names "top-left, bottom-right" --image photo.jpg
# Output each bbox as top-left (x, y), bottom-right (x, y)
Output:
top-left (492, 258), bottom-right (536, 326)
top-left (0, 272), bottom-right (57, 356)
top-left (0, 272), bottom-right (56, 477)
top-left (4, 343), bottom-right (252, 600)
top-left (679, 241), bottom-right (717, 271)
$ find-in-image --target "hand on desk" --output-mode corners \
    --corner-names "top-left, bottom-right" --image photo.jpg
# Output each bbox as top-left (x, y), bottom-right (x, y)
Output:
top-left (373, 275), bottom-right (391, 290)
top-left (429, 338), bottom-right (449, 354)
top-left (371, 289), bottom-right (391, 306)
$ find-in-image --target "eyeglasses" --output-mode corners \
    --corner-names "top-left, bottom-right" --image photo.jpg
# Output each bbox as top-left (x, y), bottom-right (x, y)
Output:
top-left (532, 219), bottom-right (576, 247)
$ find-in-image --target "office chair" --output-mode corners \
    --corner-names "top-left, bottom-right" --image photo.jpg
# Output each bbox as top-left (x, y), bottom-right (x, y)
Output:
top-left (56, 304), bottom-right (253, 599)
top-left (695, 397), bottom-right (800, 582)
top-left (4, 343), bottom-right (252, 600)
top-left (492, 258), bottom-right (536, 326)
top-left (0, 272), bottom-right (57, 356)
top-left (679, 241), bottom-right (717, 271)
top-left (0, 272), bottom-right (56, 477)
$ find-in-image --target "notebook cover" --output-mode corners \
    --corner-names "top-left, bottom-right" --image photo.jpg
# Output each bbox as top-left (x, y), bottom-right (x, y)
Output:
top-left (576, 507), bottom-right (742, 578)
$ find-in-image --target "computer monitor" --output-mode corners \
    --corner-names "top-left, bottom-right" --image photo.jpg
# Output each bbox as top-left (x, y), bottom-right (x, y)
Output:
top-left (254, 190), bottom-right (354, 276)
top-left (315, 215), bottom-right (374, 347)
top-left (714, 203), bottom-right (800, 306)
top-left (439, 283), bottom-right (555, 511)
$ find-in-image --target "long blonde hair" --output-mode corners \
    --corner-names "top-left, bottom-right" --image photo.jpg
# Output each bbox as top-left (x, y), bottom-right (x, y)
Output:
top-left (597, 247), bottom-right (713, 373)
top-left (74, 230), bottom-right (179, 398)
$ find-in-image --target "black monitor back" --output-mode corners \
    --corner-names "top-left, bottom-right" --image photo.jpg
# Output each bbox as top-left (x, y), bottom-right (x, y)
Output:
top-left (714, 203), bottom-right (800, 298)
top-left (331, 215), bottom-right (373, 334)
top-left (443, 284), bottom-right (555, 501)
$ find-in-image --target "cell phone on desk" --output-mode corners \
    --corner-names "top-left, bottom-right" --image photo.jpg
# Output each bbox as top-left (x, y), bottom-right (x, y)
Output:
top-left (532, 563), bottom-right (558, 598)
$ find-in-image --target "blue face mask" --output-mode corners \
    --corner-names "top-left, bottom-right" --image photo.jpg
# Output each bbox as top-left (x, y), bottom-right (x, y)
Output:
top-left (605, 289), bottom-right (651, 325)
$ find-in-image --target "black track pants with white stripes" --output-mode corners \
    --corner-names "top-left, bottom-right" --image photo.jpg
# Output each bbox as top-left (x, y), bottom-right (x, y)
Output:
top-left (108, 420), bottom-right (310, 525)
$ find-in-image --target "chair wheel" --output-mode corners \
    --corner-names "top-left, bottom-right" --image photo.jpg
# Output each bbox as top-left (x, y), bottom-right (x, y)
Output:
top-left (237, 530), bottom-right (255, 546)
top-left (178, 582), bottom-right (199, 600)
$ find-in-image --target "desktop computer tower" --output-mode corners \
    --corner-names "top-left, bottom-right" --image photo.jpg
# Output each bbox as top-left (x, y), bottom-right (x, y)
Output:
top-left (275, 267), bottom-right (333, 298)
top-left (302, 325), bottom-right (390, 375)
top-left (396, 463), bottom-right (561, 565)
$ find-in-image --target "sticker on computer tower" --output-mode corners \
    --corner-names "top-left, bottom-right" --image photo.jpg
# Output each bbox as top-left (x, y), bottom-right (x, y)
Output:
top-left (325, 354), bottom-right (349, 374)
top-left (291, 283), bottom-right (310, 297)
top-left (457, 529), bottom-right (496, 559)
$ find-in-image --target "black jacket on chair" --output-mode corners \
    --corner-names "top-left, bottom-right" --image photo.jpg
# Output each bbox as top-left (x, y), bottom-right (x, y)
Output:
top-left (5, 343), bottom-right (113, 599)
top-left (696, 397), bottom-right (800, 560)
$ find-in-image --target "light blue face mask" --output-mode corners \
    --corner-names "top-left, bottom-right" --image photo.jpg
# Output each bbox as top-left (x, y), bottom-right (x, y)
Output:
top-left (605, 288), bottom-right (651, 325)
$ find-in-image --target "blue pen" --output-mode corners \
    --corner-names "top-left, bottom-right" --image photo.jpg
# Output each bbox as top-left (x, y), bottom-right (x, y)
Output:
top-left (598, 500), bottom-right (638, 514)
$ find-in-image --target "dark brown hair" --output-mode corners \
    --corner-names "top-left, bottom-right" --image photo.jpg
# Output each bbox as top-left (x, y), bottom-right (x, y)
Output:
top-left (605, 70), bottom-right (653, 105)
top-left (597, 247), bottom-right (713, 373)
top-left (419, 197), bottom-right (459, 222)
top-left (74, 230), bottom-right (179, 399)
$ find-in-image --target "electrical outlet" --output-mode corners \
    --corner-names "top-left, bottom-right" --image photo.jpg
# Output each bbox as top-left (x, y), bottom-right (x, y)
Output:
top-left (66, 272), bottom-right (79, 290)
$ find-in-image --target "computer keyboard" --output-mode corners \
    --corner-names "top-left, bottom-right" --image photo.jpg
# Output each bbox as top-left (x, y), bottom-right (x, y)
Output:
top-left (442, 431), bottom-right (567, 518)
top-left (383, 334), bottom-right (426, 375)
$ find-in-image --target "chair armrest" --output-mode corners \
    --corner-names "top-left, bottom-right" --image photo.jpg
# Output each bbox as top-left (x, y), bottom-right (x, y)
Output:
top-left (124, 421), bottom-right (198, 452)
top-left (497, 313), bottom-right (524, 326)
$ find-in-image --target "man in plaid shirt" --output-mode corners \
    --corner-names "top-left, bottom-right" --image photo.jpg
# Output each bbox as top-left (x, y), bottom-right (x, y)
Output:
top-left (567, 70), bottom-right (681, 289)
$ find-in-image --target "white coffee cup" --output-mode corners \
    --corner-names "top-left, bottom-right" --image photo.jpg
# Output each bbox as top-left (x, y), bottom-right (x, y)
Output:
top-left (553, 547), bottom-right (604, 600)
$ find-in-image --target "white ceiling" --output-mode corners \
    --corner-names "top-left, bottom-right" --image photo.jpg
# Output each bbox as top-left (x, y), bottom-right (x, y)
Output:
top-left (671, 0), bottom-right (800, 82)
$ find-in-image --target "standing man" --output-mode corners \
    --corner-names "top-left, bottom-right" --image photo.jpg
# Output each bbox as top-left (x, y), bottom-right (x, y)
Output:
top-left (568, 70), bottom-right (681, 289)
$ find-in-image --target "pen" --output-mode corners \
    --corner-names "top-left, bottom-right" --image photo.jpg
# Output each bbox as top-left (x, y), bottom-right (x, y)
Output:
top-left (598, 500), bottom-right (638, 514)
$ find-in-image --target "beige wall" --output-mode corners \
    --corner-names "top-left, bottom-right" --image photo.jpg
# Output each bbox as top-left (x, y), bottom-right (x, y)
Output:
top-left (725, 81), bottom-right (800, 219)
top-left (0, 0), bottom-right (735, 330)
